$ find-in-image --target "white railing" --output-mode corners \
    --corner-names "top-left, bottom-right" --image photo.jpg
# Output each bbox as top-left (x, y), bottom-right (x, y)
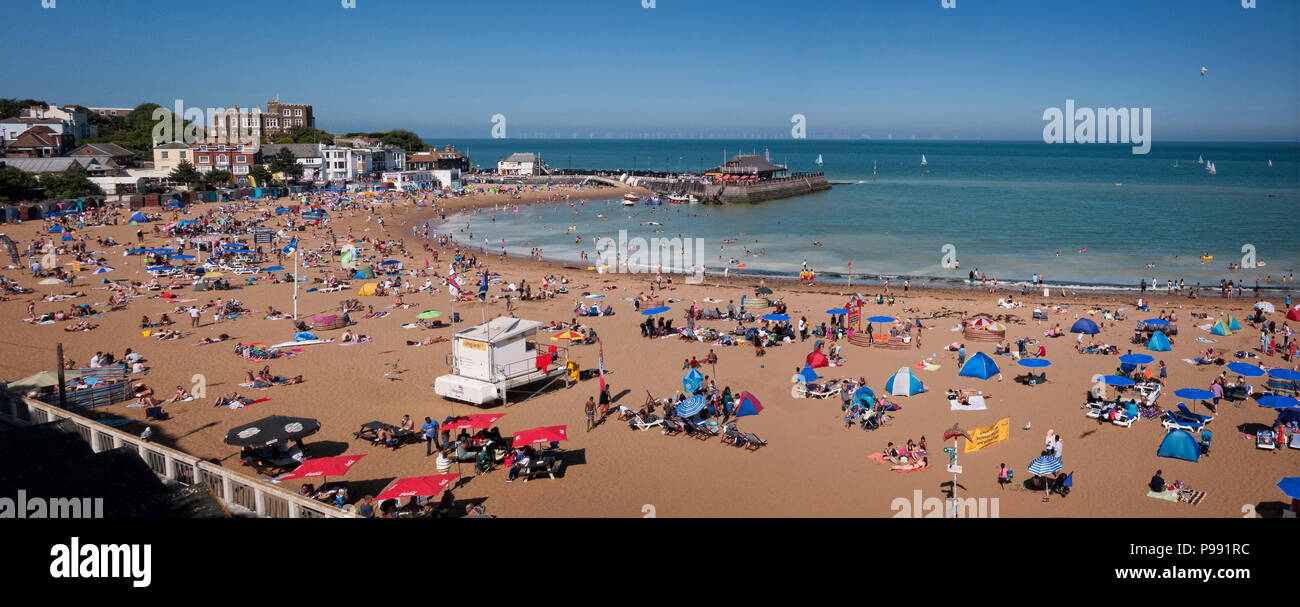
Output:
top-left (0, 391), bottom-right (355, 519)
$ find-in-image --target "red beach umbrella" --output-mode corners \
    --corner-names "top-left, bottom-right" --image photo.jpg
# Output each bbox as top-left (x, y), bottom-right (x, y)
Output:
top-left (442, 413), bottom-right (506, 431)
top-left (279, 454), bottom-right (366, 480)
top-left (375, 474), bottom-right (460, 502)
top-left (512, 425), bottom-right (568, 446)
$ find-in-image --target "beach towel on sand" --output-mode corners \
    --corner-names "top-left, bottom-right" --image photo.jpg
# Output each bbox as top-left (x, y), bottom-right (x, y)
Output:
top-left (949, 395), bottom-right (987, 411)
top-left (1146, 490), bottom-right (1180, 502)
top-left (867, 452), bottom-right (888, 463)
top-left (1196, 338), bottom-right (1217, 343)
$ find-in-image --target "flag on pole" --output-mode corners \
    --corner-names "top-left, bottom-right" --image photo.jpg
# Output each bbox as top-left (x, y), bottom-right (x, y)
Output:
top-left (447, 263), bottom-right (464, 298)
top-left (598, 340), bottom-right (606, 393)
top-left (281, 238), bottom-right (298, 256)
top-left (478, 267), bottom-right (489, 301)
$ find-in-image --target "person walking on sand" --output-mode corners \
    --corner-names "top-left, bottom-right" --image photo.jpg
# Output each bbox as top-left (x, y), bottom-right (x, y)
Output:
top-left (188, 306), bottom-right (200, 328)
top-left (598, 385), bottom-right (612, 421)
top-left (585, 396), bottom-right (596, 432)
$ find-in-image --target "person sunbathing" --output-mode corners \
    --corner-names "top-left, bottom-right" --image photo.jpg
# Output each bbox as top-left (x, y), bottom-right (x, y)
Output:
top-left (173, 386), bottom-right (193, 401)
top-left (196, 334), bottom-right (230, 345)
top-left (64, 320), bottom-right (96, 332)
top-left (140, 315), bottom-right (153, 328)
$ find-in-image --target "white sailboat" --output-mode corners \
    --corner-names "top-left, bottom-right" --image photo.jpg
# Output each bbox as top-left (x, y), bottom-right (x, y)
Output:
top-left (1195, 155), bottom-right (1204, 164)
top-left (920, 154), bottom-right (928, 166)
top-left (1206, 161), bottom-right (1216, 175)
top-left (816, 154), bottom-right (823, 167)
top-left (1268, 159), bottom-right (1273, 167)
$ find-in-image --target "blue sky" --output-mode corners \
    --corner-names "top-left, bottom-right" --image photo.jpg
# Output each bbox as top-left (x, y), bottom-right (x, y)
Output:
top-left (3, 0), bottom-right (1297, 140)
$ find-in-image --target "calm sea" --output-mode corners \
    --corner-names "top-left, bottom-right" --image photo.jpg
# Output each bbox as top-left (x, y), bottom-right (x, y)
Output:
top-left (426, 139), bottom-right (1299, 292)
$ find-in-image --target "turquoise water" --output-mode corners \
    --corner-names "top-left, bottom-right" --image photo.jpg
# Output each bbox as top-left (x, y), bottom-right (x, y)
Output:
top-left (429, 139), bottom-right (1300, 292)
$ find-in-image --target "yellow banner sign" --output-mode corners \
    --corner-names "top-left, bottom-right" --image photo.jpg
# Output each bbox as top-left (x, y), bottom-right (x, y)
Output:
top-left (460, 339), bottom-right (487, 351)
top-left (964, 417), bottom-right (1011, 453)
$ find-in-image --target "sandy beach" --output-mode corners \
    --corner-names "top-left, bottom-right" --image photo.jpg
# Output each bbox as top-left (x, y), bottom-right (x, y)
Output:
top-left (4, 185), bottom-right (1296, 518)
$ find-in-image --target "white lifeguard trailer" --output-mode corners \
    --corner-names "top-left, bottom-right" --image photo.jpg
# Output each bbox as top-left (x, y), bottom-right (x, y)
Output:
top-left (434, 317), bottom-right (570, 406)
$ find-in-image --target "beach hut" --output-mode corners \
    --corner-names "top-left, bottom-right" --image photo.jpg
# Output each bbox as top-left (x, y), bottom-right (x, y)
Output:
top-left (884, 367), bottom-right (925, 397)
top-left (1146, 330), bottom-right (1172, 352)
top-left (958, 352), bottom-right (1000, 380)
top-left (733, 392), bottom-right (763, 418)
top-left (1156, 429), bottom-right (1200, 463)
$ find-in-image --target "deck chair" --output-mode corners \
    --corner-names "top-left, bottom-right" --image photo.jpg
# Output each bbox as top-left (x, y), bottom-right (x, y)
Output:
top-left (743, 432), bottom-right (767, 450)
top-left (1176, 403), bottom-right (1214, 425)
top-left (721, 425), bottom-right (745, 446)
top-left (692, 421), bottom-right (718, 440)
top-left (1161, 411), bottom-right (1204, 433)
top-left (634, 415), bottom-right (663, 431)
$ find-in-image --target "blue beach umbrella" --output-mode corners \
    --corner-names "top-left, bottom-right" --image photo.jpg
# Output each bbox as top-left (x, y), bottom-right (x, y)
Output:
top-left (1018, 358), bottom-right (1052, 368)
top-left (683, 368), bottom-right (704, 393)
top-left (958, 352), bottom-right (1000, 380)
top-left (826, 308), bottom-right (848, 315)
top-left (1027, 456), bottom-right (1063, 476)
top-left (1278, 478), bottom-right (1300, 501)
top-left (1257, 395), bottom-right (1300, 409)
top-left (1142, 318), bottom-right (1170, 326)
top-left (1268, 369), bottom-right (1300, 382)
top-left (1226, 362), bottom-right (1265, 377)
top-left (127, 248), bottom-right (149, 254)
top-left (1119, 353), bottom-right (1154, 365)
top-left (675, 394), bottom-right (707, 418)
top-left (1173, 388), bottom-right (1215, 400)
top-left (797, 365), bottom-right (819, 383)
top-left (169, 254), bottom-right (196, 260)
top-left (762, 314), bottom-right (789, 322)
top-left (1101, 375), bottom-right (1135, 386)
top-left (866, 316), bottom-right (896, 323)
top-left (641, 306), bottom-right (670, 316)
top-left (1070, 318), bottom-right (1100, 335)
top-left (264, 266), bottom-right (285, 272)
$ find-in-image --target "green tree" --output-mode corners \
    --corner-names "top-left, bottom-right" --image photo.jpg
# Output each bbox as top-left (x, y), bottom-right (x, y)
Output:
top-left (268, 148), bottom-right (304, 182)
top-left (202, 169), bottom-right (233, 189)
top-left (0, 98), bottom-right (47, 120)
top-left (250, 166), bottom-right (273, 187)
top-left (168, 160), bottom-right (201, 188)
top-left (272, 126), bottom-right (335, 145)
top-left (342, 130), bottom-right (428, 153)
top-left (39, 171), bottom-right (103, 199)
top-left (0, 166), bottom-right (42, 201)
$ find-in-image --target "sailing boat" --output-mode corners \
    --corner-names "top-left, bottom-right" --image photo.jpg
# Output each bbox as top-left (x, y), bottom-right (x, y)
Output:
top-left (1195, 155), bottom-right (1204, 164)
top-left (1206, 161), bottom-right (1216, 175)
top-left (920, 154), bottom-right (928, 166)
top-left (1268, 159), bottom-right (1273, 168)
top-left (816, 154), bottom-right (823, 167)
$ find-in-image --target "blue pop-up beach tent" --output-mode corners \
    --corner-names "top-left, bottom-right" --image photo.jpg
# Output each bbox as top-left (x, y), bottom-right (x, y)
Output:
top-left (129, 211), bottom-right (149, 223)
top-left (797, 365), bottom-right (819, 384)
top-left (683, 368), bottom-right (704, 394)
top-left (1070, 318), bottom-right (1100, 335)
top-left (852, 385), bottom-right (876, 405)
top-left (733, 392), bottom-right (763, 418)
top-left (1146, 330), bottom-right (1172, 352)
top-left (884, 367), bottom-right (924, 396)
top-left (959, 352), bottom-right (1000, 380)
top-left (1157, 429), bottom-right (1200, 462)
top-left (1209, 321), bottom-right (1230, 336)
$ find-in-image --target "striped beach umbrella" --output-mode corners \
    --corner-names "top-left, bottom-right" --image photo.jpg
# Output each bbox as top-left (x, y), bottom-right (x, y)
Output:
top-left (1028, 456), bottom-right (1063, 476)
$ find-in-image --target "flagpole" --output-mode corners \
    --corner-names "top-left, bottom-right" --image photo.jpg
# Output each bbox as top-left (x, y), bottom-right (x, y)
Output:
top-left (292, 246), bottom-right (299, 321)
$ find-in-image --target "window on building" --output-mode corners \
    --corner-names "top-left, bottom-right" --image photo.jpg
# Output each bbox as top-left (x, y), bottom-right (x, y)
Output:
top-left (180, 151), bottom-right (186, 159)
top-left (161, 151), bottom-right (169, 159)
top-left (236, 155), bottom-right (246, 163)
top-left (217, 155), bottom-right (228, 164)
top-left (295, 109), bottom-right (302, 116)
top-left (283, 109), bottom-right (291, 116)
top-left (198, 156), bottom-right (209, 164)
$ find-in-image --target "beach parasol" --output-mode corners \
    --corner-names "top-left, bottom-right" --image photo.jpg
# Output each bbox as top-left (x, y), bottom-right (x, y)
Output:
top-left (279, 454), bottom-right (366, 481)
top-left (1119, 353), bottom-right (1154, 365)
top-left (416, 310), bottom-right (442, 320)
top-left (1278, 478), bottom-right (1300, 501)
top-left (762, 314), bottom-right (789, 322)
top-left (92, 266), bottom-right (114, 274)
top-left (551, 330), bottom-right (583, 341)
top-left (1142, 318), bottom-right (1170, 326)
top-left (169, 254), bottom-right (196, 260)
top-left (442, 413), bottom-right (505, 432)
top-left (1226, 362), bottom-right (1264, 377)
top-left (1257, 395), bottom-right (1300, 409)
top-left (675, 394), bottom-right (707, 417)
top-left (1268, 369), bottom-right (1300, 382)
top-left (1027, 456), bottom-right (1063, 476)
top-left (224, 415), bottom-right (321, 447)
top-left (1018, 358), bottom-right (1051, 368)
top-left (826, 308), bottom-right (848, 315)
top-left (641, 306), bottom-right (670, 316)
top-left (264, 266), bottom-right (285, 272)
top-left (203, 272), bottom-right (224, 278)
top-left (1100, 375), bottom-right (1135, 386)
top-left (512, 425), bottom-right (568, 446)
top-left (867, 316), bottom-right (896, 324)
top-left (375, 474), bottom-right (459, 503)
top-left (583, 294), bottom-right (606, 299)
top-left (1173, 388), bottom-right (1215, 401)
top-left (1254, 301), bottom-right (1275, 314)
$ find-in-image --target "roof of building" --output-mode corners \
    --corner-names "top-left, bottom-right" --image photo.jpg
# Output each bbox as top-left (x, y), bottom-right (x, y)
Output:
top-left (9, 126), bottom-right (63, 149)
top-left (0, 117), bottom-right (64, 125)
top-left (153, 141), bottom-right (190, 149)
top-left (502, 153), bottom-right (540, 163)
top-left (0, 157), bottom-right (93, 173)
top-left (260, 143), bottom-right (323, 159)
top-left (707, 154), bottom-right (787, 175)
top-left (70, 142), bottom-right (133, 158)
top-left (456, 317), bottom-right (543, 344)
